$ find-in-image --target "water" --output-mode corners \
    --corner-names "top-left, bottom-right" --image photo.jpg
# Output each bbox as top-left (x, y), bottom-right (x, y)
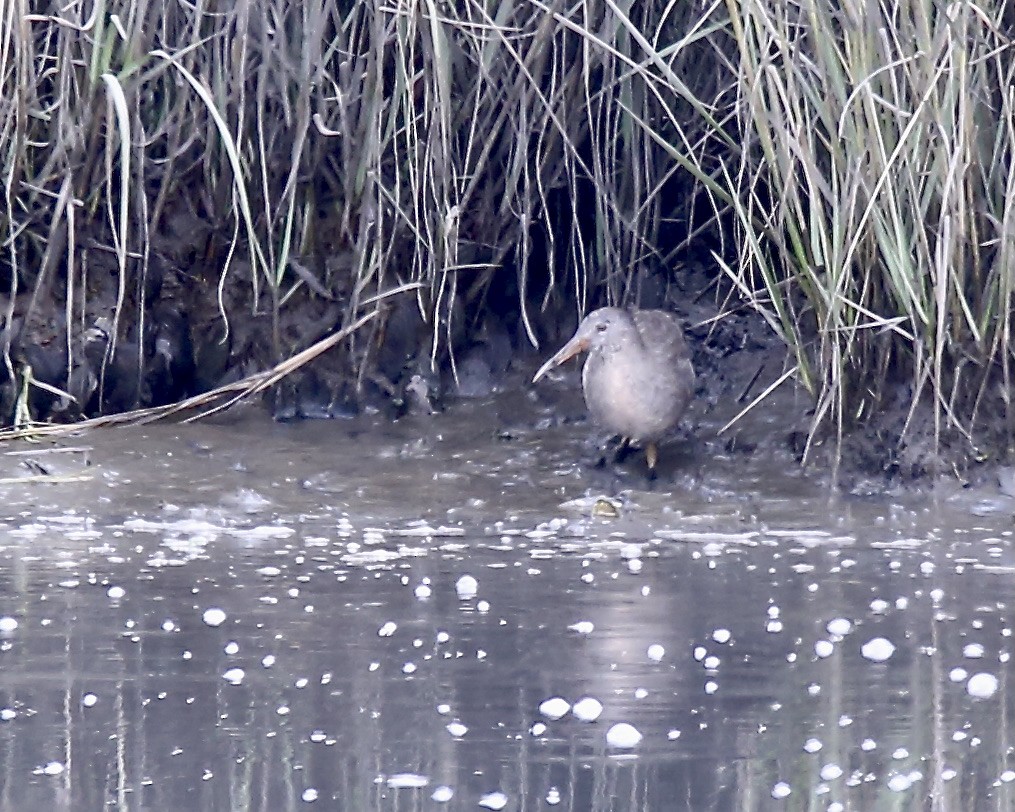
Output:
top-left (0, 391), bottom-right (1012, 811)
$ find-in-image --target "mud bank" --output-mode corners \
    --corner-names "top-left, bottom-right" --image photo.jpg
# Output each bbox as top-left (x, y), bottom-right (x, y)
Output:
top-left (2, 248), bottom-right (1003, 495)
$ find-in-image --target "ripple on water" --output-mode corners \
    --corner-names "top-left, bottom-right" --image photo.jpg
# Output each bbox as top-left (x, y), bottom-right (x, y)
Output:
top-left (0, 415), bottom-right (1012, 811)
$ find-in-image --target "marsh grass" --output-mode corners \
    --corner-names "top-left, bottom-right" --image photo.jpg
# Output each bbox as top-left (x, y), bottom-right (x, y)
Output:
top-left (2, 0), bottom-right (715, 401)
top-left (3, 0), bottom-right (1014, 466)
top-left (718, 0), bottom-right (1015, 465)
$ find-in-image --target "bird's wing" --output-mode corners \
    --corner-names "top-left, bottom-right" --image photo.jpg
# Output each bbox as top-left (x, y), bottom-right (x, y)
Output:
top-left (632, 310), bottom-right (691, 365)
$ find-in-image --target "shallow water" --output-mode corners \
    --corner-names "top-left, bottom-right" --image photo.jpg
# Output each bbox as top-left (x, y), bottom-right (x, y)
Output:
top-left (0, 390), bottom-right (1013, 811)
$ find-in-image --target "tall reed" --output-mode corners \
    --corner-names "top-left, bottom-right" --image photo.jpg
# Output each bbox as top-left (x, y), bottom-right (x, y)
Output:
top-left (4, 0), bottom-right (1014, 467)
top-left (717, 0), bottom-right (1015, 463)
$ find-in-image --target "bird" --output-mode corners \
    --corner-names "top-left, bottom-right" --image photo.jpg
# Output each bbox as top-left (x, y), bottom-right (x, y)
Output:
top-left (532, 307), bottom-right (695, 475)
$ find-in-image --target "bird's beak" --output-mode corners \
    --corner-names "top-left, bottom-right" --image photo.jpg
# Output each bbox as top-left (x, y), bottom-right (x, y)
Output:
top-left (532, 335), bottom-right (590, 383)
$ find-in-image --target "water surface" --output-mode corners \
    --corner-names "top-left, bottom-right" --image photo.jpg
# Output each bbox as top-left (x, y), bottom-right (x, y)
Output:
top-left (0, 394), bottom-right (1012, 811)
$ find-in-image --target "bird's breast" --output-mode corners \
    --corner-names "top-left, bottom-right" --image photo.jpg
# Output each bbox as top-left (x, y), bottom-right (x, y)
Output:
top-left (582, 350), bottom-right (689, 441)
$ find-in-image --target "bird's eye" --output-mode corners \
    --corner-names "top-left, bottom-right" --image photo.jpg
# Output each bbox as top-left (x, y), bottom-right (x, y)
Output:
top-left (596, 323), bottom-right (608, 333)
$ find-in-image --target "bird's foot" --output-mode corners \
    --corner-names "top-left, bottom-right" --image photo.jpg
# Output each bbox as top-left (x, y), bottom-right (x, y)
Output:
top-left (611, 436), bottom-right (635, 465)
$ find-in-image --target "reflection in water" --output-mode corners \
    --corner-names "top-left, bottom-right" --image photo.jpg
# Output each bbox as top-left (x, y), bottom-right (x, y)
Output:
top-left (0, 402), bottom-right (1012, 810)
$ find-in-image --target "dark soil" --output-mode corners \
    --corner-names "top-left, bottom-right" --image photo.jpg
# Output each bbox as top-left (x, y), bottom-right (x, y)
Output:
top-left (1, 234), bottom-right (1006, 496)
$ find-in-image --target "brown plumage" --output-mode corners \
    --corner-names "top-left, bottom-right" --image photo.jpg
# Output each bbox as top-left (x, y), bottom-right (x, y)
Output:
top-left (533, 307), bottom-right (695, 472)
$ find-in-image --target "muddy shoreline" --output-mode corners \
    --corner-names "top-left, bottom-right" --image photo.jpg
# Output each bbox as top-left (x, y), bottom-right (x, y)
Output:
top-left (2, 250), bottom-right (1004, 495)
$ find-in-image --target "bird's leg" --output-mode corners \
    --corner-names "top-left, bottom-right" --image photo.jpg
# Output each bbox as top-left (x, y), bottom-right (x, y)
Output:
top-left (645, 441), bottom-right (659, 478)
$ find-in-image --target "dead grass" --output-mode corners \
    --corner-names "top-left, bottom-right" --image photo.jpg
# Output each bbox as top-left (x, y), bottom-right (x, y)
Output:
top-left (3, 0), bottom-right (1015, 469)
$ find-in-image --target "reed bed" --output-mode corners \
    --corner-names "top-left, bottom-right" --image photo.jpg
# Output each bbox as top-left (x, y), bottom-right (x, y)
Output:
top-left (2, 0), bottom-right (1013, 465)
top-left (718, 0), bottom-right (1015, 464)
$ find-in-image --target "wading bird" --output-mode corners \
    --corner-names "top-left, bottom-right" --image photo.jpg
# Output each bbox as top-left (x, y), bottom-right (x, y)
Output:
top-left (533, 307), bottom-right (695, 476)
